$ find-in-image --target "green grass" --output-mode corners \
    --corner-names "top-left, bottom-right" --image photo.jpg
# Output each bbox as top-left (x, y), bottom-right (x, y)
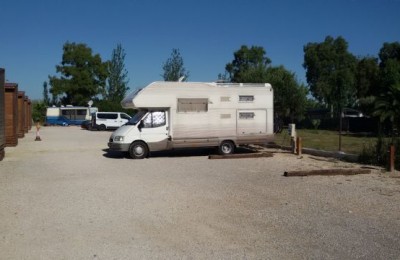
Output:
top-left (274, 129), bottom-right (377, 155)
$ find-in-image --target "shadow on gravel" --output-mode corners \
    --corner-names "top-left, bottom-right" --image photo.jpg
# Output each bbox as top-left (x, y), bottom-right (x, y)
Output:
top-left (102, 149), bottom-right (131, 159)
top-left (102, 147), bottom-right (257, 159)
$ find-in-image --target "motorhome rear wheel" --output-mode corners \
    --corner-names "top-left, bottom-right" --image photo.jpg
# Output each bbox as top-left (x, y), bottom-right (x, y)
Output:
top-left (219, 140), bottom-right (235, 155)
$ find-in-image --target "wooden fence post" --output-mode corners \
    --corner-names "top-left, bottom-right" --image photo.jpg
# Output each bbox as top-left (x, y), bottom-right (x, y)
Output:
top-left (296, 137), bottom-right (302, 156)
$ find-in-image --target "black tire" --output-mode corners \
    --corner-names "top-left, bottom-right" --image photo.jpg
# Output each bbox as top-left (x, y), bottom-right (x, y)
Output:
top-left (219, 140), bottom-right (235, 155)
top-left (98, 124), bottom-right (106, 131)
top-left (129, 141), bottom-right (149, 159)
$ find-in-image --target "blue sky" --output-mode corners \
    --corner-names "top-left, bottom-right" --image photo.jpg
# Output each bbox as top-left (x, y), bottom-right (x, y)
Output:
top-left (1, 0), bottom-right (399, 101)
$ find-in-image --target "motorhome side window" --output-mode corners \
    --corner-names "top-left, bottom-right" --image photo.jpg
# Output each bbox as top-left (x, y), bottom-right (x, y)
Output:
top-left (239, 112), bottom-right (255, 119)
top-left (76, 109), bottom-right (87, 120)
top-left (61, 109), bottom-right (73, 119)
top-left (61, 110), bottom-right (69, 116)
top-left (239, 95), bottom-right (254, 102)
top-left (177, 98), bottom-right (208, 112)
top-left (143, 111), bottom-right (166, 128)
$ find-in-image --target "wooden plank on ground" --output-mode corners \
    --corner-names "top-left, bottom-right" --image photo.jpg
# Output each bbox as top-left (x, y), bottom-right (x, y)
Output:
top-left (209, 152), bottom-right (273, 160)
top-left (283, 168), bottom-right (371, 177)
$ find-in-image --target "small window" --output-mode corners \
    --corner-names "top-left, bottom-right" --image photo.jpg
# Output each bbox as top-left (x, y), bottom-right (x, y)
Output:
top-left (143, 111), bottom-right (166, 128)
top-left (77, 109), bottom-right (87, 115)
top-left (98, 113), bottom-right (117, 119)
top-left (97, 113), bottom-right (106, 119)
top-left (109, 114), bottom-right (118, 119)
top-left (61, 110), bottom-right (70, 116)
top-left (239, 112), bottom-right (255, 119)
top-left (121, 113), bottom-right (130, 120)
top-left (177, 98), bottom-right (208, 112)
top-left (61, 109), bottom-right (74, 119)
top-left (239, 95), bottom-right (254, 102)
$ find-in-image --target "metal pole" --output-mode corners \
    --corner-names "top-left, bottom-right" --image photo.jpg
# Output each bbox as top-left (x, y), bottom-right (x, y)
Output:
top-left (339, 107), bottom-right (342, 152)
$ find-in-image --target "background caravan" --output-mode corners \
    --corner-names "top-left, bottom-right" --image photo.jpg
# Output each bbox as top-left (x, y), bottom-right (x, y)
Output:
top-left (46, 106), bottom-right (98, 126)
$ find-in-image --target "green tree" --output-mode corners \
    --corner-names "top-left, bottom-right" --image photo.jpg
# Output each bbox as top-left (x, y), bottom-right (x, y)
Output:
top-left (373, 83), bottom-right (400, 137)
top-left (378, 42), bottom-right (400, 91)
top-left (50, 91), bottom-right (59, 106)
top-left (225, 45), bottom-right (307, 122)
top-left (355, 57), bottom-right (379, 98)
top-left (373, 42), bottom-right (400, 135)
top-left (355, 57), bottom-right (379, 115)
top-left (162, 48), bottom-right (189, 81)
top-left (31, 100), bottom-right (47, 123)
top-left (225, 45), bottom-right (271, 83)
top-left (265, 66), bottom-right (308, 121)
top-left (303, 36), bottom-right (357, 113)
top-left (42, 81), bottom-right (50, 106)
top-left (217, 72), bottom-right (229, 82)
top-left (378, 42), bottom-right (400, 69)
top-left (49, 42), bottom-right (108, 106)
top-left (106, 44), bottom-right (130, 102)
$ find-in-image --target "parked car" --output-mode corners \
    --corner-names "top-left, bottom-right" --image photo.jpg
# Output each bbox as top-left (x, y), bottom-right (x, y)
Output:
top-left (93, 112), bottom-right (131, 131)
top-left (80, 120), bottom-right (92, 130)
top-left (343, 108), bottom-right (364, 118)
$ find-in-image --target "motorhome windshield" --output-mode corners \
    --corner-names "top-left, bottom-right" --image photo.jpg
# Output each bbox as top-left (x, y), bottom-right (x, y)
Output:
top-left (127, 110), bottom-right (148, 125)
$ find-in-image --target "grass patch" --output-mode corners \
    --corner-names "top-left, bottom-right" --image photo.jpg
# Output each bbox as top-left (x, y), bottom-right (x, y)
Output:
top-left (274, 129), bottom-right (377, 155)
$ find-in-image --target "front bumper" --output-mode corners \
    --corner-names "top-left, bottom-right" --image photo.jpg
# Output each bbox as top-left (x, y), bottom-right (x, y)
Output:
top-left (108, 142), bottom-right (130, 152)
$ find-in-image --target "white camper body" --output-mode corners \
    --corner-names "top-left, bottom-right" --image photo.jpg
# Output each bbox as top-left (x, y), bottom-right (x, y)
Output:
top-left (108, 81), bottom-right (274, 159)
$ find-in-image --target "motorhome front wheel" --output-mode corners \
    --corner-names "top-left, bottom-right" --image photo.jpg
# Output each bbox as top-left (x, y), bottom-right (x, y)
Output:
top-left (129, 141), bottom-right (149, 159)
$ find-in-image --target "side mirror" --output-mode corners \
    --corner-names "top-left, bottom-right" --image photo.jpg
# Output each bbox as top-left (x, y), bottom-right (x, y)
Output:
top-left (138, 120), bottom-right (143, 132)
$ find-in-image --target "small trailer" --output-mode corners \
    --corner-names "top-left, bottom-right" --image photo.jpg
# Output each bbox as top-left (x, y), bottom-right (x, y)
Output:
top-left (108, 81), bottom-right (274, 159)
top-left (46, 106), bottom-right (98, 126)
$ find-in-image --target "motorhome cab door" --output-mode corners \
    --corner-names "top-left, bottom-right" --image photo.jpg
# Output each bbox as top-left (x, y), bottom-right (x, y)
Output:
top-left (139, 111), bottom-right (169, 151)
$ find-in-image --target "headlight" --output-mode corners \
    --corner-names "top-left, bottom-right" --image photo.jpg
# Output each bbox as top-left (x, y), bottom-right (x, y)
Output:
top-left (114, 136), bottom-right (124, 142)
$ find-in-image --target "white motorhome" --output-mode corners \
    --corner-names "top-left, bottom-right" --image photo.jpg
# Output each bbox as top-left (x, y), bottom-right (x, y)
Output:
top-left (108, 81), bottom-right (274, 159)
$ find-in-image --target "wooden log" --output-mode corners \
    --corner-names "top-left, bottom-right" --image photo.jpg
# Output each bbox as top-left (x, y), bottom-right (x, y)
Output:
top-left (284, 168), bottom-right (371, 177)
top-left (209, 152), bottom-right (273, 160)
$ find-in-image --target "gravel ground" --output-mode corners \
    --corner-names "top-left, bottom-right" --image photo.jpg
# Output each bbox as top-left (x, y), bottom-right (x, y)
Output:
top-left (0, 126), bottom-right (399, 259)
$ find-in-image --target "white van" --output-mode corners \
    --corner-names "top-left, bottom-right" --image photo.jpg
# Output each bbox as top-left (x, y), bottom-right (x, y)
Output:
top-left (108, 81), bottom-right (274, 159)
top-left (93, 112), bottom-right (131, 131)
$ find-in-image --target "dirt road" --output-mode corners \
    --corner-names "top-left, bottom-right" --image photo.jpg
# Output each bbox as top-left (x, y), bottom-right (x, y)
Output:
top-left (1, 127), bottom-right (399, 259)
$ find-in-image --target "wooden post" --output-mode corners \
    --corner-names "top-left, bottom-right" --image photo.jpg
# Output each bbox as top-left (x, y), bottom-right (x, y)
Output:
top-left (296, 137), bottom-right (302, 156)
top-left (389, 145), bottom-right (395, 172)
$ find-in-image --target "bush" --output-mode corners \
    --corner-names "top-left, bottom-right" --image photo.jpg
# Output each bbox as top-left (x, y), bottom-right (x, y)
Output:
top-left (359, 136), bottom-right (400, 170)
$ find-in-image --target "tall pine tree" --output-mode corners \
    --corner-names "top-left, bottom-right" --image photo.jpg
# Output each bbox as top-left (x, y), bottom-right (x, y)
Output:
top-left (106, 44), bottom-right (130, 102)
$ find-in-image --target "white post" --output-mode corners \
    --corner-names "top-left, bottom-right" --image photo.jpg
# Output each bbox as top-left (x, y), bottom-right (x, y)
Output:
top-left (288, 124), bottom-right (296, 153)
top-left (35, 122), bottom-right (41, 141)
